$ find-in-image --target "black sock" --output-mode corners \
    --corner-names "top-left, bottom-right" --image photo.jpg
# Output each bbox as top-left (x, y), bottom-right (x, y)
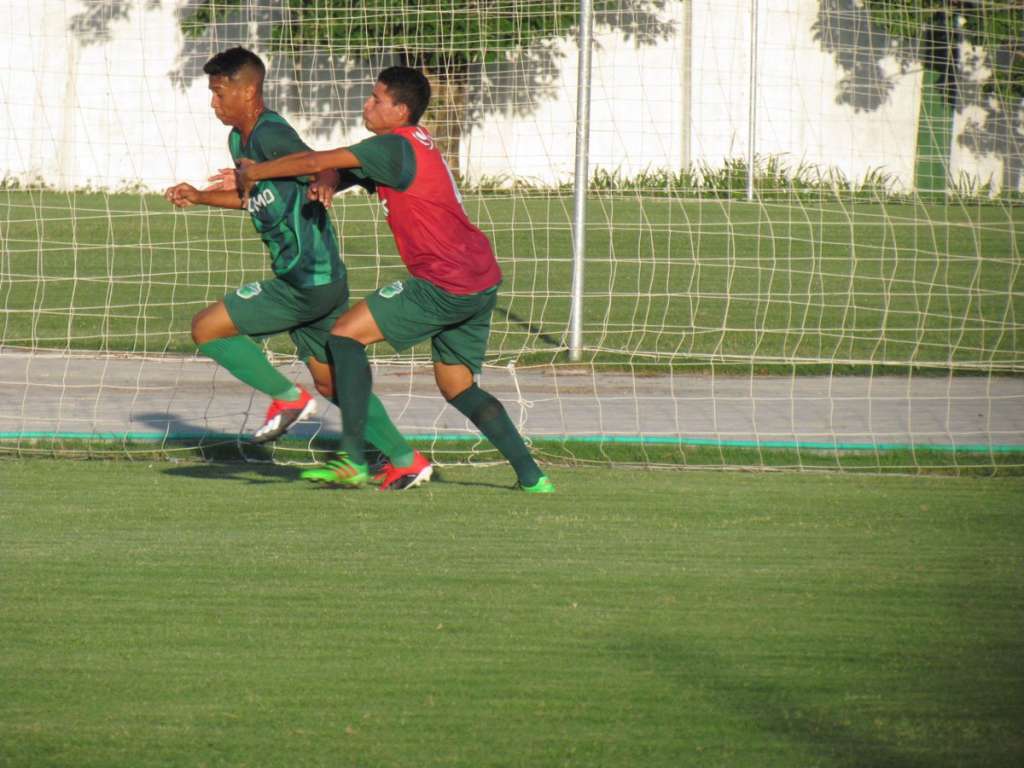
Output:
top-left (448, 384), bottom-right (542, 487)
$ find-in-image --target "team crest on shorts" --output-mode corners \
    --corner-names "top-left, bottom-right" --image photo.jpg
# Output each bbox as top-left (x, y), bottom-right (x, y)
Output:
top-left (378, 280), bottom-right (404, 299)
top-left (236, 282), bottom-right (263, 300)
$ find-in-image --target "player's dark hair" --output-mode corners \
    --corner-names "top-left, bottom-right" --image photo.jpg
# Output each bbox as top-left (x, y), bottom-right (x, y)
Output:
top-left (377, 66), bottom-right (431, 125)
top-left (203, 47), bottom-right (266, 85)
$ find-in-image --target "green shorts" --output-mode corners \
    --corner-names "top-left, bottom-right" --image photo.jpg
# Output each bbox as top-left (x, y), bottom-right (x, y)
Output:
top-left (366, 277), bottom-right (498, 373)
top-left (223, 277), bottom-right (349, 363)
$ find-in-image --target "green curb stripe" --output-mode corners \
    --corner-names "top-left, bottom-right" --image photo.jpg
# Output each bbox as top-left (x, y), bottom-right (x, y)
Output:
top-left (1, 431), bottom-right (1021, 454)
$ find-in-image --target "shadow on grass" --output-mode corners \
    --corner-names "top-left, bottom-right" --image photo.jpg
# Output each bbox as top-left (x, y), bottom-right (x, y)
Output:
top-left (610, 631), bottom-right (998, 768)
top-left (494, 304), bottom-right (565, 350)
top-left (428, 470), bottom-right (518, 491)
top-left (160, 461), bottom-right (301, 484)
top-left (157, 460), bottom-right (519, 492)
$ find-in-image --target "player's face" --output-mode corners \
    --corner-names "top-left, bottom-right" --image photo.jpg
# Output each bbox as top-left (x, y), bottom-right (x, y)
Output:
top-left (362, 82), bottom-right (410, 133)
top-left (208, 75), bottom-right (247, 126)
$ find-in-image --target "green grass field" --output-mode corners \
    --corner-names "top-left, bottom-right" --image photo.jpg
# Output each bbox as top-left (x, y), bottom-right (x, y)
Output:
top-left (2, 190), bottom-right (1021, 371)
top-left (1, 459), bottom-right (1021, 767)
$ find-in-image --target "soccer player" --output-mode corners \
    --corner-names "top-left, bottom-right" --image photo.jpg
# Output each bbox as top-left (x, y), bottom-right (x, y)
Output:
top-left (165, 48), bottom-right (431, 490)
top-left (226, 66), bottom-right (554, 493)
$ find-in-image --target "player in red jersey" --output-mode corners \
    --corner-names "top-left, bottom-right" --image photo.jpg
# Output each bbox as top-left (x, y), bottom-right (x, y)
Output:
top-left (228, 66), bottom-right (553, 492)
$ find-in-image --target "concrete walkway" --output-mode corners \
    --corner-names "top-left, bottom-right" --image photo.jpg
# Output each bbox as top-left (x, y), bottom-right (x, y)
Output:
top-left (3, 349), bottom-right (1022, 452)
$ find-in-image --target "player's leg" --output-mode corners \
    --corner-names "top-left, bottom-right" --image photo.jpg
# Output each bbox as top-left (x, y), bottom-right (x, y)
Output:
top-left (432, 288), bottom-right (553, 493)
top-left (302, 355), bottom-right (380, 473)
top-left (324, 301), bottom-right (383, 475)
top-left (436, 362), bottom-right (552, 493)
top-left (293, 306), bottom-right (402, 470)
top-left (200, 279), bottom-right (361, 443)
top-left (301, 353), bottom-right (431, 489)
top-left (192, 299), bottom-right (299, 399)
top-left (319, 280), bottom-right (441, 488)
top-left (192, 294), bottom-right (315, 442)
top-left (299, 301), bottom-right (385, 487)
top-left (323, 298), bottom-right (433, 489)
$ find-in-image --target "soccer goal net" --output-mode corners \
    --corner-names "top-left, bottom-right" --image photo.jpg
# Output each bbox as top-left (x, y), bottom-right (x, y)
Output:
top-left (1, 0), bottom-right (1022, 472)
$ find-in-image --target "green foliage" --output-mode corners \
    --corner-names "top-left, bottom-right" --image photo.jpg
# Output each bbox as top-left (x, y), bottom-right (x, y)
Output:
top-left (527, 156), bottom-right (904, 203)
top-left (860, 0), bottom-right (1024, 101)
top-left (182, 0), bottom-right (668, 73)
top-left (180, 1), bottom-right (674, 173)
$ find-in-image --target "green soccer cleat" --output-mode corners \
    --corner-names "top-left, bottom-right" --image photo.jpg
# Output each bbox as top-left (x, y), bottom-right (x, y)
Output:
top-left (520, 475), bottom-right (555, 494)
top-left (300, 454), bottom-right (370, 488)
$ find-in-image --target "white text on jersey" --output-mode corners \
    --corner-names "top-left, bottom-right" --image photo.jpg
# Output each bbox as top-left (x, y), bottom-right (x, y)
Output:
top-left (247, 188), bottom-right (276, 215)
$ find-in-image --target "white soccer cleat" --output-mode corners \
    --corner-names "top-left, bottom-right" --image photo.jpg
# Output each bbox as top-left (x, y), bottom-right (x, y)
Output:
top-left (252, 386), bottom-right (317, 443)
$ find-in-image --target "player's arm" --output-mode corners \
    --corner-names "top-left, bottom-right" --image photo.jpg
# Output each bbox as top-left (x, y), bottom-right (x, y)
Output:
top-left (164, 183), bottom-right (242, 210)
top-left (237, 147), bottom-right (362, 200)
top-left (307, 169), bottom-right (341, 208)
top-left (209, 164), bottom-right (359, 209)
top-left (307, 169), bottom-right (377, 208)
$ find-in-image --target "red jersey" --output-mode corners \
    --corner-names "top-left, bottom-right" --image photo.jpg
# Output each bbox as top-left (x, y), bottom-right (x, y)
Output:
top-left (375, 126), bottom-right (502, 295)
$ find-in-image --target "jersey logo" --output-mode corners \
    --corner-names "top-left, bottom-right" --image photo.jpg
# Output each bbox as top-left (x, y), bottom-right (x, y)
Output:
top-left (410, 127), bottom-right (435, 150)
top-left (247, 187), bottom-right (277, 215)
top-left (236, 282), bottom-right (263, 300)
top-left (378, 280), bottom-right (404, 299)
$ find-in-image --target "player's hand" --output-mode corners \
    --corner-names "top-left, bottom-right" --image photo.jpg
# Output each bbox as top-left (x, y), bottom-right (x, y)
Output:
top-left (164, 182), bottom-right (200, 208)
top-left (205, 168), bottom-right (237, 192)
top-left (235, 158), bottom-right (257, 206)
top-left (308, 169), bottom-right (340, 208)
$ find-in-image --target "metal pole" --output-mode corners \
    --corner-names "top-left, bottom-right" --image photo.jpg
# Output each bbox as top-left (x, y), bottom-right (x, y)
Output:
top-left (746, 0), bottom-right (759, 202)
top-left (569, 0), bottom-right (594, 362)
top-left (680, 0), bottom-right (692, 170)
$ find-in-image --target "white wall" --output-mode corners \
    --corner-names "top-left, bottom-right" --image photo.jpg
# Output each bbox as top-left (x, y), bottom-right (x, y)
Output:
top-left (2, 0), bottom-right (215, 189)
top-left (0, 0), bottom-right (1018, 194)
top-left (0, 0), bottom-right (373, 191)
top-left (461, 4), bottom-right (687, 184)
top-left (460, 0), bottom-right (979, 192)
top-left (705, 0), bottom-right (919, 189)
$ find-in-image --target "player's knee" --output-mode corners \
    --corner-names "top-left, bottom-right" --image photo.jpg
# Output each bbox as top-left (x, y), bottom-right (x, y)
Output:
top-left (190, 312), bottom-right (208, 345)
top-left (303, 358), bottom-right (335, 400)
top-left (439, 380), bottom-right (469, 402)
top-left (435, 366), bottom-right (474, 402)
top-left (192, 306), bottom-right (232, 346)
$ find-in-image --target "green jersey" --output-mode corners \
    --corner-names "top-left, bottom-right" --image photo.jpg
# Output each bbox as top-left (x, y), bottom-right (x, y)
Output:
top-left (229, 111), bottom-right (344, 288)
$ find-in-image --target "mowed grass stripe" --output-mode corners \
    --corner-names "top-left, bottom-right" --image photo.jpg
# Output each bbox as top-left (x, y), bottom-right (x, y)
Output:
top-left (0, 460), bottom-right (1021, 767)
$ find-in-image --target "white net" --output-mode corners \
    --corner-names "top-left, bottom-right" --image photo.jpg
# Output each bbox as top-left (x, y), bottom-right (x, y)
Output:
top-left (1, 0), bottom-right (1022, 471)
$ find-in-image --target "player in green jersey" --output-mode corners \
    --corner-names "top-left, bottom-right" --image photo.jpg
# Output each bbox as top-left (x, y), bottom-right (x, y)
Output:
top-left (225, 66), bottom-right (552, 493)
top-left (165, 48), bottom-right (431, 489)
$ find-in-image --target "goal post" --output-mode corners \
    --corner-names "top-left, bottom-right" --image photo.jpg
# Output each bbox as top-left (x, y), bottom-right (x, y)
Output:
top-left (0, 0), bottom-right (1021, 472)
top-left (570, 0), bottom-right (595, 363)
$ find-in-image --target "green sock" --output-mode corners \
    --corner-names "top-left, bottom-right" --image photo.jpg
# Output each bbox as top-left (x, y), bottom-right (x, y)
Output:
top-left (365, 394), bottom-right (415, 468)
top-left (198, 337), bottom-right (296, 399)
top-left (448, 384), bottom-right (542, 486)
top-left (326, 336), bottom-right (371, 465)
top-left (332, 392), bottom-right (414, 468)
